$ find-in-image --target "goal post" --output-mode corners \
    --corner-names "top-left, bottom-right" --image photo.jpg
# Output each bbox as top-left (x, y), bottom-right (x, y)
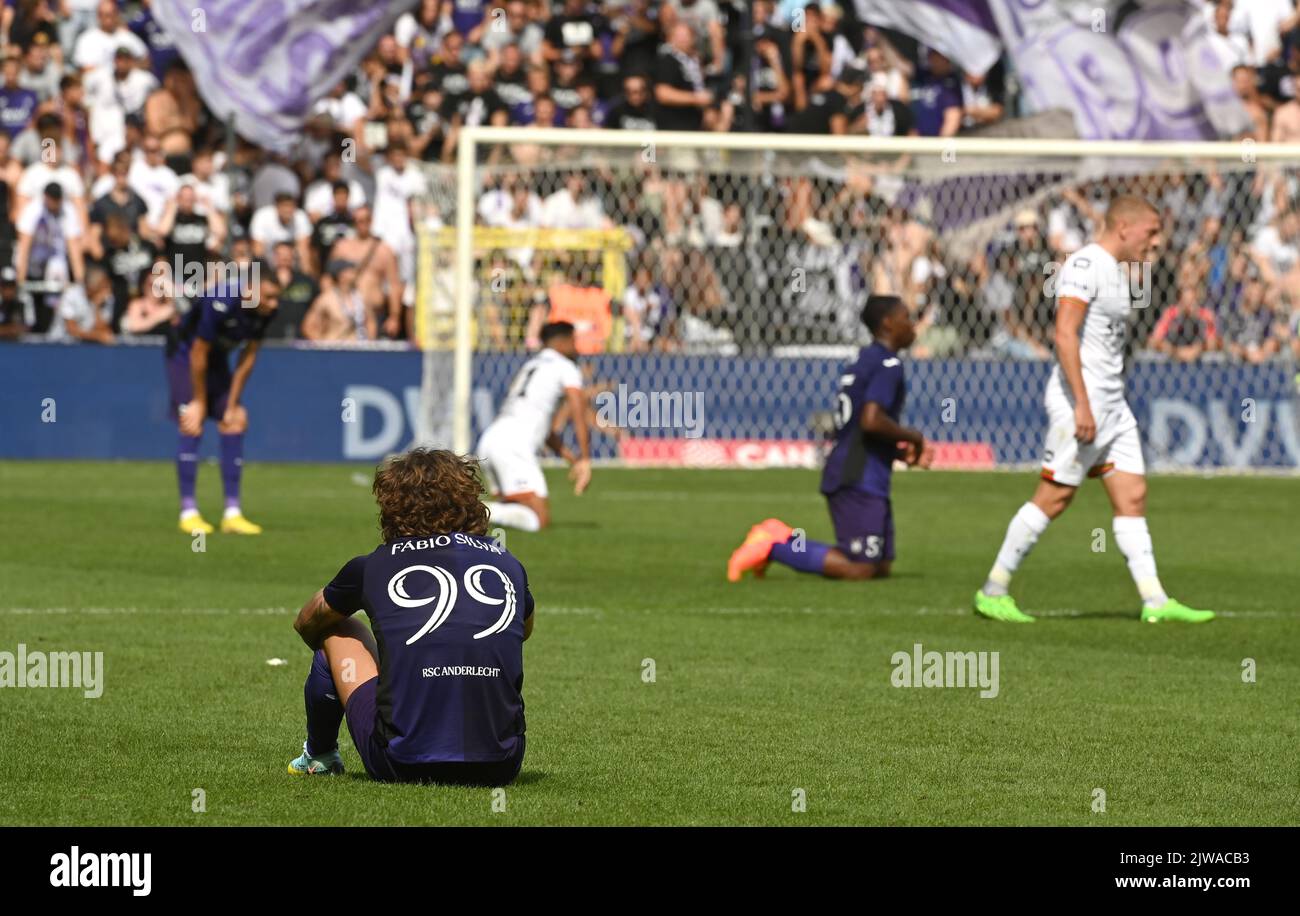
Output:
top-left (417, 127), bottom-right (1300, 473)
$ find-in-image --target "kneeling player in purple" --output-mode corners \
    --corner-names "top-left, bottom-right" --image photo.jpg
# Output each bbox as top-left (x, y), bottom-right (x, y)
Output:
top-left (289, 448), bottom-right (532, 786)
top-left (167, 268), bottom-right (279, 535)
top-left (727, 295), bottom-right (931, 581)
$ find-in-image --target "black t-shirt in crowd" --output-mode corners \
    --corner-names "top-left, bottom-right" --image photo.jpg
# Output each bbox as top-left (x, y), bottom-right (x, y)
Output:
top-left (494, 65), bottom-right (531, 113)
top-left (653, 47), bottom-right (706, 131)
top-left (864, 98), bottom-right (915, 137)
top-left (605, 98), bottom-right (656, 131)
top-left (100, 237), bottom-right (157, 327)
top-left (166, 211), bottom-right (210, 268)
top-left (619, 12), bottom-right (660, 76)
top-left (750, 57), bottom-right (787, 131)
top-left (90, 190), bottom-right (149, 233)
top-left (550, 80), bottom-right (583, 119)
top-left (785, 88), bottom-right (850, 134)
top-left (430, 62), bottom-right (470, 111)
top-left (545, 13), bottom-right (605, 54)
top-left (312, 212), bottom-right (355, 265)
top-left (264, 269), bottom-right (318, 341)
top-left (405, 97), bottom-right (447, 162)
top-left (442, 88), bottom-right (509, 127)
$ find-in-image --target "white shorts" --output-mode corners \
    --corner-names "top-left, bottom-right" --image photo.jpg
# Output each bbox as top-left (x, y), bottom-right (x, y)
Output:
top-left (1041, 387), bottom-right (1144, 487)
top-left (476, 423), bottom-right (547, 498)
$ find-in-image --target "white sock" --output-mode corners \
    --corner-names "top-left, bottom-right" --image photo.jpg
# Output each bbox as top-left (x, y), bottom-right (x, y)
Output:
top-left (1113, 516), bottom-right (1167, 608)
top-left (485, 501), bottom-right (541, 532)
top-left (223, 506), bottom-right (242, 519)
top-left (180, 508), bottom-right (200, 521)
top-left (983, 502), bottom-right (1051, 596)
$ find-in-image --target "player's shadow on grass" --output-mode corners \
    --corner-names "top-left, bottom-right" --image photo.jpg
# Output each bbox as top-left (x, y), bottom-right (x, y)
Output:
top-left (341, 770), bottom-right (549, 787)
top-left (1040, 609), bottom-right (1136, 621)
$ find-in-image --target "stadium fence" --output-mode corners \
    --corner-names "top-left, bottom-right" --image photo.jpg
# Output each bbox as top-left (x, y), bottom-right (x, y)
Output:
top-left (414, 130), bottom-right (1300, 473)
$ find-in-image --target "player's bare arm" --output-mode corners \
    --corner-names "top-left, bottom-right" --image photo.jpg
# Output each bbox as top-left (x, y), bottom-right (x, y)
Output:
top-left (382, 245), bottom-right (403, 338)
top-left (544, 429), bottom-right (576, 463)
top-left (861, 401), bottom-right (925, 466)
top-left (222, 341), bottom-right (261, 433)
top-left (293, 590), bottom-right (349, 651)
top-left (1055, 296), bottom-right (1094, 443)
top-left (565, 385), bottom-right (592, 494)
top-left (182, 337), bottom-right (210, 436)
top-left (293, 589), bottom-right (378, 707)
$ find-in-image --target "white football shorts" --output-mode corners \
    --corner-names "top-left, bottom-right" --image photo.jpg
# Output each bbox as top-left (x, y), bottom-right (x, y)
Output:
top-left (1041, 386), bottom-right (1144, 487)
top-left (476, 423), bottom-right (548, 498)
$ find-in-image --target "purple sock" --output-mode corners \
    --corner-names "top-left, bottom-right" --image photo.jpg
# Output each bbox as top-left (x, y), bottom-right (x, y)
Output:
top-left (304, 650), bottom-right (343, 756)
top-left (769, 537), bottom-right (832, 575)
top-left (177, 434), bottom-right (200, 513)
top-left (219, 433), bottom-right (243, 510)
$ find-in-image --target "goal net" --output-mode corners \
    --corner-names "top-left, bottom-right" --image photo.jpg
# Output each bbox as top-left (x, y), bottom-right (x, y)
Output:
top-left (416, 129), bottom-right (1300, 474)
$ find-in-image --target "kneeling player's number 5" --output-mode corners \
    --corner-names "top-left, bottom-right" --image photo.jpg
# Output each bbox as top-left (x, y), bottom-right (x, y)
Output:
top-left (388, 564), bottom-right (518, 644)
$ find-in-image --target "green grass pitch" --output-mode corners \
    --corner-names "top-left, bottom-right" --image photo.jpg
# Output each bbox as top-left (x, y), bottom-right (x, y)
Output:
top-left (1, 460), bottom-right (1297, 826)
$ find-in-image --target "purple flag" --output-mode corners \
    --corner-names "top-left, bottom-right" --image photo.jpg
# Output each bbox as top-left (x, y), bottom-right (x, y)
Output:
top-left (855, 0), bottom-right (1252, 140)
top-left (151, 0), bottom-right (418, 151)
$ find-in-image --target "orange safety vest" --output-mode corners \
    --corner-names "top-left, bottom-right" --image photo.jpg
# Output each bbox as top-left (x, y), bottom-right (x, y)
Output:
top-left (546, 283), bottom-right (612, 354)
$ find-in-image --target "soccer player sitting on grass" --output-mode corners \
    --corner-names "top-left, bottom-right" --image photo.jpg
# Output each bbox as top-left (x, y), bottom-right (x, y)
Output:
top-left (973, 195), bottom-right (1215, 623)
top-left (288, 448), bottom-right (533, 786)
top-left (727, 295), bottom-right (931, 581)
top-left (168, 268), bottom-right (279, 536)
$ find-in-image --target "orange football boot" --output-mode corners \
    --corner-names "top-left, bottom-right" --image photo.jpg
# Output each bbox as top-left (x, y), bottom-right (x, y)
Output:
top-left (727, 518), bottom-right (794, 582)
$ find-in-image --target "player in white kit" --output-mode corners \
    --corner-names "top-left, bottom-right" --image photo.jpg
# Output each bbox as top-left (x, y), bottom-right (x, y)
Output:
top-left (973, 196), bottom-right (1215, 624)
top-left (476, 321), bottom-right (592, 531)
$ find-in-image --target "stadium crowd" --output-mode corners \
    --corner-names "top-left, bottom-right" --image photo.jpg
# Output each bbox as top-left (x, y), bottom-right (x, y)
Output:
top-left (0, 0), bottom-right (1298, 362)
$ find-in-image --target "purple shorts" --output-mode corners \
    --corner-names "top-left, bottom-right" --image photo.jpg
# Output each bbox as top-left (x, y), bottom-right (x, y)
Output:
top-left (344, 678), bottom-right (525, 787)
top-left (165, 352), bottom-right (230, 421)
top-left (826, 489), bottom-right (895, 563)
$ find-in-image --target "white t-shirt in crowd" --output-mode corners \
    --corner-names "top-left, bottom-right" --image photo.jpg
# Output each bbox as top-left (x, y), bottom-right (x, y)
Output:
top-left (249, 205), bottom-right (313, 247)
top-left (18, 163), bottom-right (87, 203)
top-left (1251, 225), bottom-right (1300, 276)
top-left (128, 158), bottom-right (180, 225)
top-left (304, 178), bottom-right (366, 218)
top-left (372, 162), bottom-right (427, 244)
top-left (1229, 0), bottom-right (1294, 65)
top-left (73, 27), bottom-right (148, 74)
top-left (540, 189), bottom-right (604, 230)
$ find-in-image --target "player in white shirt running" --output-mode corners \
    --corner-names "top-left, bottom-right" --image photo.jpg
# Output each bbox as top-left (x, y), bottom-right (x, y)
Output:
top-left (974, 196), bottom-right (1215, 624)
top-left (477, 321), bottom-right (592, 531)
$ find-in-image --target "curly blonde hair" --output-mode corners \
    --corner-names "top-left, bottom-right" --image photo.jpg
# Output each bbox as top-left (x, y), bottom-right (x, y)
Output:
top-left (372, 448), bottom-right (490, 541)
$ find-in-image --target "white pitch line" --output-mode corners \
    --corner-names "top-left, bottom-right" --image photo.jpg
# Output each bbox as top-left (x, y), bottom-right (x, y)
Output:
top-left (0, 605), bottom-right (607, 619)
top-left (592, 490), bottom-right (815, 502)
top-left (0, 607), bottom-right (294, 616)
top-left (0, 606), bottom-right (1290, 619)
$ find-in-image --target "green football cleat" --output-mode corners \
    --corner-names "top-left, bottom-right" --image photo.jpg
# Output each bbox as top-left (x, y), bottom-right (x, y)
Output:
top-left (287, 743), bottom-right (344, 775)
top-left (1141, 598), bottom-right (1215, 624)
top-left (973, 590), bottom-right (1036, 623)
